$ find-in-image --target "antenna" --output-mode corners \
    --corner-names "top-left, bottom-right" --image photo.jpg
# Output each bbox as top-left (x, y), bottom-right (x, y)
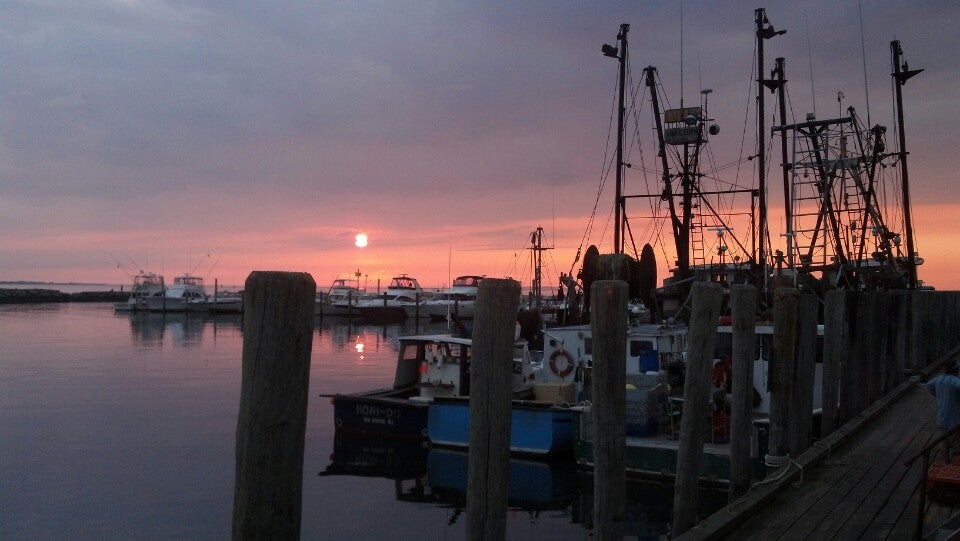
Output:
top-left (804, 11), bottom-right (817, 117)
top-left (858, 0), bottom-right (872, 128)
top-left (680, 0), bottom-right (685, 107)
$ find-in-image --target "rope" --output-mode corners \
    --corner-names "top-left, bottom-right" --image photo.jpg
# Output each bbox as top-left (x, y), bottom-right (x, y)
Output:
top-left (756, 453), bottom-right (805, 487)
top-left (556, 399), bottom-right (592, 410)
top-left (764, 453), bottom-right (791, 468)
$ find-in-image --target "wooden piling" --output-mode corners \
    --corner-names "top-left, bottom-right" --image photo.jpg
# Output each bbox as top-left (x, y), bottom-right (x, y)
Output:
top-left (590, 280), bottom-right (628, 540)
top-left (909, 290), bottom-right (926, 371)
top-left (728, 284), bottom-right (757, 502)
top-left (822, 291), bottom-right (840, 437)
top-left (792, 293), bottom-right (819, 456)
top-left (673, 281), bottom-right (724, 536)
top-left (232, 271), bottom-right (316, 541)
top-left (465, 278), bottom-right (521, 541)
top-left (768, 287), bottom-right (798, 460)
top-left (878, 291), bottom-right (895, 393)
top-left (851, 292), bottom-right (873, 414)
top-left (837, 291), bottom-right (859, 426)
top-left (863, 292), bottom-right (884, 405)
top-left (892, 290), bottom-right (908, 386)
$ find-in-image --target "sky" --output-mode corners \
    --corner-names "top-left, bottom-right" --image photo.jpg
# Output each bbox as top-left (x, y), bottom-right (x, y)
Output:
top-left (2, 0), bottom-right (959, 292)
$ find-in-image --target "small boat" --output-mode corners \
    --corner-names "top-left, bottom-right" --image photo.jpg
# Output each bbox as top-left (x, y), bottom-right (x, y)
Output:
top-left (354, 274), bottom-right (422, 322)
top-left (330, 333), bottom-right (473, 438)
top-left (205, 292), bottom-right (243, 313)
top-left (418, 275), bottom-right (484, 321)
top-left (114, 271), bottom-right (165, 312)
top-left (329, 332), bottom-right (567, 455)
top-left (316, 277), bottom-right (364, 317)
top-left (144, 274), bottom-right (207, 312)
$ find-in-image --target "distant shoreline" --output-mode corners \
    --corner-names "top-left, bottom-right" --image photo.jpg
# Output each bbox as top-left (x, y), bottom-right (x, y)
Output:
top-left (0, 288), bottom-right (129, 304)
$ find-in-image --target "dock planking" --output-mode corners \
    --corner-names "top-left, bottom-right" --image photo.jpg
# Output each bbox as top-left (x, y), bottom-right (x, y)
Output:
top-left (683, 385), bottom-right (941, 540)
top-left (755, 387), bottom-right (931, 539)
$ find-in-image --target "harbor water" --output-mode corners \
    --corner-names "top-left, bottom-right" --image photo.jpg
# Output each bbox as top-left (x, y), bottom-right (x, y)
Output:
top-left (0, 301), bottom-right (723, 540)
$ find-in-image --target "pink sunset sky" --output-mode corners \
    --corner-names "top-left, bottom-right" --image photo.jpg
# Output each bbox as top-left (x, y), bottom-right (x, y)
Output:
top-left (2, 1), bottom-right (958, 292)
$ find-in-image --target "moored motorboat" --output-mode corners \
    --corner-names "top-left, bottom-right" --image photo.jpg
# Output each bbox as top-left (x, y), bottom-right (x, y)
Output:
top-left (419, 275), bottom-right (483, 321)
top-left (144, 274), bottom-right (207, 312)
top-left (328, 331), bottom-right (569, 456)
top-left (329, 333), bottom-right (476, 439)
top-left (355, 274), bottom-right (422, 322)
top-left (419, 333), bottom-right (575, 455)
top-left (114, 271), bottom-right (164, 312)
top-left (316, 276), bottom-right (364, 317)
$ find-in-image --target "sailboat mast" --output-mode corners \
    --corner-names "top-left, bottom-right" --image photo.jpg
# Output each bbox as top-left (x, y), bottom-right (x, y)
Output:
top-left (609, 24), bottom-right (629, 255)
top-left (891, 40), bottom-right (921, 289)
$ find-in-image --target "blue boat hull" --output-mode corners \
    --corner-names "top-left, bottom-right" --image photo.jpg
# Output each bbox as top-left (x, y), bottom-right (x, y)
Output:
top-left (427, 398), bottom-right (574, 455)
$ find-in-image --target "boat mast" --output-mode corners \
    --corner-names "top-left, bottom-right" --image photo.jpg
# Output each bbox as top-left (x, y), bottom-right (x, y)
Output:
top-left (891, 40), bottom-right (922, 289)
top-left (644, 66), bottom-right (684, 277)
top-left (772, 58), bottom-right (790, 267)
top-left (529, 226), bottom-right (552, 309)
top-left (755, 8), bottom-right (785, 285)
top-left (603, 24), bottom-right (629, 255)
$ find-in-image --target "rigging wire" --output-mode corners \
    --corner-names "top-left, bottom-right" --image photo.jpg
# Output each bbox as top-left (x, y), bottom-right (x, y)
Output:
top-left (569, 65), bottom-right (621, 277)
top-left (734, 38), bottom-right (757, 200)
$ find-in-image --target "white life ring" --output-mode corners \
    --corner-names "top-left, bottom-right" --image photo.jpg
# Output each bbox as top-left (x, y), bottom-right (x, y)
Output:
top-left (549, 349), bottom-right (574, 378)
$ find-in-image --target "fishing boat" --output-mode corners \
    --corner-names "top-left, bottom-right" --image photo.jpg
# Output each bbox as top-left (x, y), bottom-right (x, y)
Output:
top-left (316, 275), bottom-right (365, 317)
top-left (559, 320), bottom-right (825, 479)
top-left (418, 275), bottom-right (484, 321)
top-left (553, 8), bottom-right (924, 480)
top-left (329, 333), bottom-right (540, 437)
top-left (425, 334), bottom-right (576, 455)
top-left (114, 271), bottom-right (165, 312)
top-left (354, 274), bottom-right (422, 322)
top-left (144, 274), bottom-right (207, 312)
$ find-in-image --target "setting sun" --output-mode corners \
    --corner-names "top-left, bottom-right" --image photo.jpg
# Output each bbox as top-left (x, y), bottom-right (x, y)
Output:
top-left (355, 233), bottom-right (368, 248)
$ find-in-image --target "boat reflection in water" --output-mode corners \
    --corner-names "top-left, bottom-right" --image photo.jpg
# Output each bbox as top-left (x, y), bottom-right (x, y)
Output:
top-left (320, 429), bottom-right (575, 516)
top-left (117, 309), bottom-right (243, 348)
top-left (320, 429), bottom-right (728, 536)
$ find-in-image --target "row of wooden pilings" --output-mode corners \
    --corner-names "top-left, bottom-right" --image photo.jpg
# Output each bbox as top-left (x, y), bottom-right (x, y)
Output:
top-left (668, 283), bottom-right (960, 538)
top-left (227, 270), bottom-right (960, 540)
top-left (228, 272), bottom-right (528, 540)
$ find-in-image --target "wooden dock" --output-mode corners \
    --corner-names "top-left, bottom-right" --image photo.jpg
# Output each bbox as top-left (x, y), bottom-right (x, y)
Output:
top-left (678, 382), bottom-right (960, 540)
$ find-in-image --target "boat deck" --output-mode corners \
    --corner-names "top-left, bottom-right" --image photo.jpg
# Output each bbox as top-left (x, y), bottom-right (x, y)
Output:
top-left (679, 383), bottom-right (960, 540)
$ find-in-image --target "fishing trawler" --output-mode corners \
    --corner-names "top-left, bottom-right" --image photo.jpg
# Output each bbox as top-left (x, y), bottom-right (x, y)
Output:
top-left (561, 8), bottom-right (926, 480)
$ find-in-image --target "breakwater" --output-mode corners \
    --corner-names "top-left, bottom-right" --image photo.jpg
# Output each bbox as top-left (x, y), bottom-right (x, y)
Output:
top-left (0, 288), bottom-right (129, 304)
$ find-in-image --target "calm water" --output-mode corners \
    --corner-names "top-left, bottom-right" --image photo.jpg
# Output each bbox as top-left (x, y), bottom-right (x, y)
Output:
top-left (0, 303), bottom-right (707, 540)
